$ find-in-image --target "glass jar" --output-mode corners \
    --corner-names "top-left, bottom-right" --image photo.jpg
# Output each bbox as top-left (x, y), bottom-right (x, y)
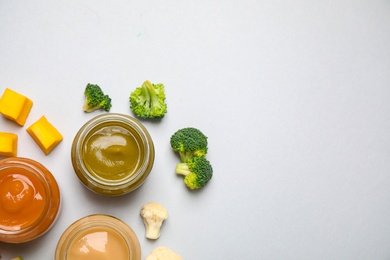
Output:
top-left (0, 157), bottom-right (61, 243)
top-left (71, 113), bottom-right (155, 196)
top-left (55, 214), bottom-right (141, 260)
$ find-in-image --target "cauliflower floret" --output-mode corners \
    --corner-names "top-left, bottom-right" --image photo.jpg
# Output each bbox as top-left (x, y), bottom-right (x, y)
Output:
top-left (140, 202), bottom-right (168, 239)
top-left (145, 246), bottom-right (182, 260)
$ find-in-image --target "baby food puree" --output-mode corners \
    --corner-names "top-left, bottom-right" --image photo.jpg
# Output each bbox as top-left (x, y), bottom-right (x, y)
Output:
top-left (0, 157), bottom-right (61, 243)
top-left (71, 113), bottom-right (154, 195)
top-left (83, 124), bottom-right (142, 181)
top-left (0, 167), bottom-right (45, 230)
top-left (67, 226), bottom-right (129, 259)
top-left (55, 214), bottom-right (141, 260)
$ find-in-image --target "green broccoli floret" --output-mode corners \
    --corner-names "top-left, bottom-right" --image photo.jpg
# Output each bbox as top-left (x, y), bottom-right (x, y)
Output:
top-left (176, 156), bottom-right (213, 190)
top-left (83, 83), bottom-right (112, 112)
top-left (170, 127), bottom-right (208, 163)
top-left (129, 80), bottom-right (167, 119)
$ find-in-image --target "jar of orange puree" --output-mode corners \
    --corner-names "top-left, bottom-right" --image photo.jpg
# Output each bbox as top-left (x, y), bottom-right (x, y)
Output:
top-left (55, 214), bottom-right (141, 260)
top-left (0, 157), bottom-right (61, 243)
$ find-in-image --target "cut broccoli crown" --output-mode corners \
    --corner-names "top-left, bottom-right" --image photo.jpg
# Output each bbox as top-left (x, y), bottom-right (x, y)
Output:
top-left (129, 80), bottom-right (167, 119)
top-left (170, 127), bottom-right (208, 162)
top-left (176, 156), bottom-right (213, 190)
top-left (83, 83), bottom-right (112, 112)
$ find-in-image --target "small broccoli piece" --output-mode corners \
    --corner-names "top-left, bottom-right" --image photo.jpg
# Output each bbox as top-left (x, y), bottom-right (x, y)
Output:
top-left (170, 127), bottom-right (208, 163)
top-left (83, 83), bottom-right (112, 112)
top-left (129, 80), bottom-right (167, 119)
top-left (176, 156), bottom-right (213, 190)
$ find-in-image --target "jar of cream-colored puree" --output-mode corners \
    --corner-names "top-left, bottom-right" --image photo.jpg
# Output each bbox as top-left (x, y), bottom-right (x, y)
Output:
top-left (55, 214), bottom-right (141, 260)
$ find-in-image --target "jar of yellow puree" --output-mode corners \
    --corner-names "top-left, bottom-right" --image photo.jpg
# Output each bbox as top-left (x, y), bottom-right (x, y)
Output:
top-left (55, 214), bottom-right (141, 260)
top-left (0, 157), bottom-right (61, 243)
top-left (71, 113), bottom-right (155, 196)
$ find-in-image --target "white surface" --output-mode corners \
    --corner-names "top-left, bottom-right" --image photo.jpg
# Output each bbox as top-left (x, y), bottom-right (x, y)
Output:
top-left (1, 0), bottom-right (390, 259)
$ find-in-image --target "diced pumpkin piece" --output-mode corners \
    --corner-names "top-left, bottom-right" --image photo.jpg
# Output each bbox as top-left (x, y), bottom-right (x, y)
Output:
top-left (0, 88), bottom-right (33, 126)
top-left (26, 116), bottom-right (63, 155)
top-left (0, 132), bottom-right (18, 157)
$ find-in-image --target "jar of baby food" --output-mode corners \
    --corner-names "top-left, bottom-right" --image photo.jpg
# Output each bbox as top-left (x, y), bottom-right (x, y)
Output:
top-left (55, 214), bottom-right (141, 260)
top-left (0, 157), bottom-right (61, 243)
top-left (71, 113), bottom-right (155, 196)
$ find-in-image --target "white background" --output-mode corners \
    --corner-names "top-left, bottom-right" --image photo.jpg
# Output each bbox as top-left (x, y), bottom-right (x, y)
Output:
top-left (1, 0), bottom-right (390, 259)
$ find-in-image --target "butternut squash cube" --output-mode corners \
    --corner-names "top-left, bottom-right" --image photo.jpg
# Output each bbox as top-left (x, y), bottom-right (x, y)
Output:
top-left (26, 116), bottom-right (63, 155)
top-left (0, 88), bottom-right (33, 126)
top-left (0, 132), bottom-right (18, 157)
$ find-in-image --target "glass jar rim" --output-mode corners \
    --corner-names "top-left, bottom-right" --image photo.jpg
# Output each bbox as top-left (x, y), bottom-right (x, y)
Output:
top-left (71, 113), bottom-right (154, 195)
top-left (0, 157), bottom-right (61, 242)
top-left (55, 214), bottom-right (141, 260)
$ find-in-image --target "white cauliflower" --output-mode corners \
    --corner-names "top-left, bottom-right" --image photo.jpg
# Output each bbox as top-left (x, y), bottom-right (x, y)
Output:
top-left (145, 246), bottom-right (182, 260)
top-left (140, 202), bottom-right (168, 239)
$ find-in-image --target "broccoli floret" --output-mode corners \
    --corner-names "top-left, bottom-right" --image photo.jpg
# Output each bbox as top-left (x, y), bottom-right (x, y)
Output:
top-left (129, 80), bottom-right (167, 119)
top-left (176, 156), bottom-right (213, 190)
top-left (83, 83), bottom-right (112, 112)
top-left (170, 127), bottom-right (208, 163)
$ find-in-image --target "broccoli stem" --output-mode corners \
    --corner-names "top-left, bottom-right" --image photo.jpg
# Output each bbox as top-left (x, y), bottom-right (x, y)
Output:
top-left (176, 163), bottom-right (190, 176)
top-left (148, 87), bottom-right (162, 110)
top-left (179, 151), bottom-right (193, 163)
top-left (83, 100), bottom-right (99, 112)
top-left (142, 80), bottom-right (157, 108)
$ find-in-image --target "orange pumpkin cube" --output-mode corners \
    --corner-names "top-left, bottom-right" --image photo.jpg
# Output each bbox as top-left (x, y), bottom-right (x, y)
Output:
top-left (0, 88), bottom-right (33, 126)
top-left (26, 116), bottom-right (63, 155)
top-left (0, 132), bottom-right (18, 157)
